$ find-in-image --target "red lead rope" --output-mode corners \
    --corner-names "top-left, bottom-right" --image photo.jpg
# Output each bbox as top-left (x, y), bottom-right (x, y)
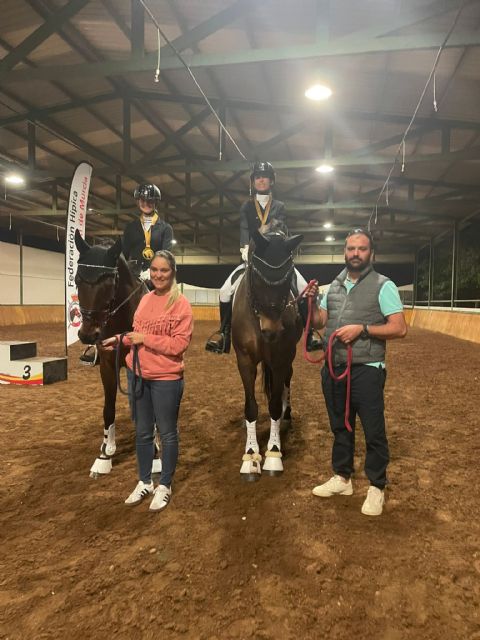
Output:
top-left (299, 283), bottom-right (353, 432)
top-left (326, 331), bottom-right (353, 432)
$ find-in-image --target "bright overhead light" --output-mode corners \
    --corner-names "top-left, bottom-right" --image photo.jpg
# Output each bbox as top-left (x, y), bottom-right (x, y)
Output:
top-left (323, 222), bottom-right (332, 229)
top-left (325, 235), bottom-right (335, 242)
top-left (171, 239), bottom-right (177, 245)
top-left (315, 164), bottom-right (334, 174)
top-left (5, 173), bottom-right (25, 185)
top-left (305, 84), bottom-right (332, 101)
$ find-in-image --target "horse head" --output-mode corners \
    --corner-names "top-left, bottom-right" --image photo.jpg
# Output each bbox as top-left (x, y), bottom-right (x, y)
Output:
top-left (74, 230), bottom-right (122, 344)
top-left (249, 226), bottom-right (303, 340)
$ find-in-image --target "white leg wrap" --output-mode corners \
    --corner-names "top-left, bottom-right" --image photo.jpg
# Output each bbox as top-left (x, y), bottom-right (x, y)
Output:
top-left (267, 418), bottom-right (281, 451)
top-left (245, 420), bottom-right (259, 454)
top-left (101, 423), bottom-right (116, 457)
top-left (90, 456), bottom-right (113, 477)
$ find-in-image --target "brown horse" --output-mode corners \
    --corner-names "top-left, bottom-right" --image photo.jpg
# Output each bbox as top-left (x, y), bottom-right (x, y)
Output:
top-left (232, 226), bottom-right (303, 480)
top-left (74, 230), bottom-right (148, 477)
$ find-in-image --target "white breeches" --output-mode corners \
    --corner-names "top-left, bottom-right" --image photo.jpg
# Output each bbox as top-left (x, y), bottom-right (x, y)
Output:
top-left (219, 266), bottom-right (308, 304)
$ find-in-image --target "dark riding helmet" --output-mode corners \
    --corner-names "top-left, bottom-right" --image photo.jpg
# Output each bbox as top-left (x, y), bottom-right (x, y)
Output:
top-left (134, 183), bottom-right (161, 203)
top-left (250, 161), bottom-right (275, 185)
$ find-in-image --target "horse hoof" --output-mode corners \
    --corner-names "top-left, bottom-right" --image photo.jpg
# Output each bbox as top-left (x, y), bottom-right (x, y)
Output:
top-left (263, 469), bottom-right (283, 477)
top-left (240, 472), bottom-right (261, 483)
top-left (151, 458), bottom-right (162, 474)
top-left (263, 452), bottom-right (284, 475)
top-left (89, 457), bottom-right (112, 477)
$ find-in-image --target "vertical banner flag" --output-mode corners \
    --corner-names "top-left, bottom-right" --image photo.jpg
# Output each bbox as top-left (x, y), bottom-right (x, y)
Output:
top-left (65, 162), bottom-right (92, 347)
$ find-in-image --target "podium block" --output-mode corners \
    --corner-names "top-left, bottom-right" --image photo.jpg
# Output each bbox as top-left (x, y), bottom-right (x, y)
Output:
top-left (0, 340), bottom-right (67, 386)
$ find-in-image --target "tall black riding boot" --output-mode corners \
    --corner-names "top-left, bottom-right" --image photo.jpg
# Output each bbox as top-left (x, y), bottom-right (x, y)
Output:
top-left (297, 297), bottom-right (323, 352)
top-left (205, 300), bottom-right (233, 354)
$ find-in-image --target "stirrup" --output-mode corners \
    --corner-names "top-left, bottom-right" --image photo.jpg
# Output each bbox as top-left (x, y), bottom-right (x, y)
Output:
top-left (79, 344), bottom-right (99, 366)
top-left (205, 332), bottom-right (227, 354)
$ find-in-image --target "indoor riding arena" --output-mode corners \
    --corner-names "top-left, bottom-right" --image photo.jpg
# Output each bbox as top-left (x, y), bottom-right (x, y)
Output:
top-left (1, 2), bottom-right (479, 640)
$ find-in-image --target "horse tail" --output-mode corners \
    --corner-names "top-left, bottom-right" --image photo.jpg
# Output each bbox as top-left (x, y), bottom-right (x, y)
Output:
top-left (262, 362), bottom-right (273, 401)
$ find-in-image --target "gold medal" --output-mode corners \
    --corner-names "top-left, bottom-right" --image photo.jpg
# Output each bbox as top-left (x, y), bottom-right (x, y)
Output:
top-left (142, 247), bottom-right (155, 261)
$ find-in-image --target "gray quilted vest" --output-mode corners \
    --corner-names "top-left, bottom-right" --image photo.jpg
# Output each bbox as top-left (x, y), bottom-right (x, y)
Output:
top-left (325, 265), bottom-right (390, 366)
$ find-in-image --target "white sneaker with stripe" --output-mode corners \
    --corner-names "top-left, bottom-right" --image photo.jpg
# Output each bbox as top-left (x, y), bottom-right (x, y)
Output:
top-left (149, 484), bottom-right (171, 512)
top-left (124, 480), bottom-right (154, 506)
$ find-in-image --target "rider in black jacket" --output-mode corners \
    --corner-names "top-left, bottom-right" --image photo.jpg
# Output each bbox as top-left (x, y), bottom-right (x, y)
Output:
top-left (205, 161), bottom-right (322, 354)
top-left (80, 183), bottom-right (173, 365)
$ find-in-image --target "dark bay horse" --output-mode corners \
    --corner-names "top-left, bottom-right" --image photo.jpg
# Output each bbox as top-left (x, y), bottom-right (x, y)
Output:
top-left (74, 230), bottom-right (147, 477)
top-left (232, 226), bottom-right (303, 480)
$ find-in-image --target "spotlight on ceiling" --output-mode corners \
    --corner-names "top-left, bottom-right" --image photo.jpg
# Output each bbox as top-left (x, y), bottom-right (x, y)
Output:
top-left (315, 164), bottom-right (334, 174)
top-left (325, 235), bottom-right (335, 242)
top-left (323, 222), bottom-right (333, 229)
top-left (5, 173), bottom-right (25, 186)
top-left (305, 84), bottom-right (332, 101)
top-left (171, 239), bottom-right (177, 245)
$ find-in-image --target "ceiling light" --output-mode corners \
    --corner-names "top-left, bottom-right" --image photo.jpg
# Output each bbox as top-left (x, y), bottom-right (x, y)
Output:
top-left (5, 173), bottom-right (25, 185)
top-left (325, 235), bottom-right (335, 242)
top-left (171, 239), bottom-right (177, 245)
top-left (323, 222), bottom-right (332, 229)
top-left (305, 84), bottom-right (332, 101)
top-left (315, 164), bottom-right (334, 174)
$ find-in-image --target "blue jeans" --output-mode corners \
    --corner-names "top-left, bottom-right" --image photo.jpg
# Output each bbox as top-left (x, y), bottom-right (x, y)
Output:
top-left (127, 370), bottom-right (184, 487)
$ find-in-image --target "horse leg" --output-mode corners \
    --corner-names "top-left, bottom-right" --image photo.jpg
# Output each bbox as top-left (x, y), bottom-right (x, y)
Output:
top-left (237, 357), bottom-right (262, 481)
top-left (90, 353), bottom-right (118, 478)
top-left (151, 425), bottom-right (162, 475)
top-left (263, 370), bottom-right (287, 476)
top-left (282, 366), bottom-right (293, 422)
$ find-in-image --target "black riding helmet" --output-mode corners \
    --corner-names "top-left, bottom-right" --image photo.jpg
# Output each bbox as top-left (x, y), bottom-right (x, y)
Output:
top-left (250, 161), bottom-right (275, 185)
top-left (134, 183), bottom-right (161, 203)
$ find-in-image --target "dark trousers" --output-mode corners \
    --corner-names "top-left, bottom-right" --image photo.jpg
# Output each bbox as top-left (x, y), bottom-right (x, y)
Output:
top-left (321, 364), bottom-right (389, 489)
top-left (127, 370), bottom-right (184, 487)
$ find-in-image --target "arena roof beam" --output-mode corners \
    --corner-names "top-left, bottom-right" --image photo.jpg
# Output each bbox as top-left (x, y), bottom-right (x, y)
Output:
top-left (5, 28), bottom-right (480, 85)
top-left (0, 0), bottom-right (90, 79)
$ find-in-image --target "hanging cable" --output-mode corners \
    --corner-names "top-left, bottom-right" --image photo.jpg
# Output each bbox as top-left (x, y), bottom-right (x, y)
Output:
top-left (139, 0), bottom-right (248, 162)
top-left (154, 28), bottom-right (161, 83)
top-left (368, 0), bottom-right (467, 230)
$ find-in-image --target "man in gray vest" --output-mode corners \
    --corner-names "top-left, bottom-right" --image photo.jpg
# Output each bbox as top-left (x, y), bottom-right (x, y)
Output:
top-left (305, 229), bottom-right (407, 516)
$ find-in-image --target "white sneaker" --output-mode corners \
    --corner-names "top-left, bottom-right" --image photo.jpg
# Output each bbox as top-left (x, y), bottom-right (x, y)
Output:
top-left (312, 475), bottom-right (353, 497)
top-left (361, 486), bottom-right (385, 516)
top-left (124, 480), bottom-right (154, 506)
top-left (149, 484), bottom-right (171, 512)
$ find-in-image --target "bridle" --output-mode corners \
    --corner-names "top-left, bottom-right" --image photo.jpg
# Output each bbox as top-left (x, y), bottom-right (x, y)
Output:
top-left (76, 262), bottom-right (143, 329)
top-left (248, 250), bottom-right (295, 317)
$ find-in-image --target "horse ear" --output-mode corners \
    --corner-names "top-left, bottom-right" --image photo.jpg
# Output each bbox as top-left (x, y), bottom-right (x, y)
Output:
top-left (75, 229), bottom-right (90, 255)
top-left (252, 228), bottom-right (270, 252)
top-left (106, 238), bottom-right (123, 264)
top-left (285, 234), bottom-right (303, 254)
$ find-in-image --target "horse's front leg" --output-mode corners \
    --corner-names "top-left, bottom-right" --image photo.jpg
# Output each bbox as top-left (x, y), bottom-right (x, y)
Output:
top-left (237, 354), bottom-right (262, 481)
top-left (90, 351), bottom-right (118, 478)
top-left (263, 369), bottom-right (288, 476)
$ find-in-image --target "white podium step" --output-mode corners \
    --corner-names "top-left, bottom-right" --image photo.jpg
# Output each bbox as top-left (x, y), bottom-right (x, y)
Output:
top-left (0, 340), bottom-right (67, 386)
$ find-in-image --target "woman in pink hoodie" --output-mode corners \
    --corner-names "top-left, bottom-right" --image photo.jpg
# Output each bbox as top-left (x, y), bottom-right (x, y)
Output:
top-left (103, 250), bottom-right (193, 511)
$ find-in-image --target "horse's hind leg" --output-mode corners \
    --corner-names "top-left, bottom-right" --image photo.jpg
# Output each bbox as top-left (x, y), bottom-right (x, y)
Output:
top-left (282, 367), bottom-right (293, 422)
top-left (151, 426), bottom-right (162, 475)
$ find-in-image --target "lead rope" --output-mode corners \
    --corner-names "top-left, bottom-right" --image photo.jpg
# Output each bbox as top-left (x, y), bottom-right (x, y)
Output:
top-left (299, 285), bottom-right (353, 431)
top-left (115, 333), bottom-right (143, 421)
top-left (326, 331), bottom-right (353, 433)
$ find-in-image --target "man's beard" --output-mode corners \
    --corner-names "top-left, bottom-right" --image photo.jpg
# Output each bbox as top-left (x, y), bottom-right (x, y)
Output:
top-left (345, 256), bottom-right (370, 272)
